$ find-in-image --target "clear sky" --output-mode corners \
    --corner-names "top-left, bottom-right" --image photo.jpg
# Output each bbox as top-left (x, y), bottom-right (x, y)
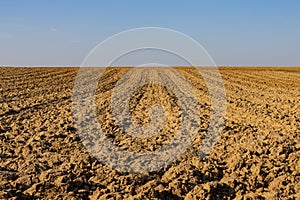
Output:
top-left (1, 0), bottom-right (300, 66)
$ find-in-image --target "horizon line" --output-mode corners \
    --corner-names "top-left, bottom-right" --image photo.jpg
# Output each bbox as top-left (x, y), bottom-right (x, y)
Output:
top-left (1, 65), bottom-right (300, 68)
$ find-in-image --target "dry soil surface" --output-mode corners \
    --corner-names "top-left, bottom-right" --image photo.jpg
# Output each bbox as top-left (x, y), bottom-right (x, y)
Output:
top-left (0, 67), bottom-right (299, 199)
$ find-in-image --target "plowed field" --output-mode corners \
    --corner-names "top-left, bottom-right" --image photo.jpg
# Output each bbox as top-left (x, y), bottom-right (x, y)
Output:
top-left (0, 67), bottom-right (299, 199)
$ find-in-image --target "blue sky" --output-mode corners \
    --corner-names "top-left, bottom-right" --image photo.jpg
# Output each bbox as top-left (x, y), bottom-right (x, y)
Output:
top-left (0, 0), bottom-right (300, 66)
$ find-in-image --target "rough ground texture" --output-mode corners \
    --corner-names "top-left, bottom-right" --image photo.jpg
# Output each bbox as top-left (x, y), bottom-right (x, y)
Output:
top-left (0, 67), bottom-right (299, 199)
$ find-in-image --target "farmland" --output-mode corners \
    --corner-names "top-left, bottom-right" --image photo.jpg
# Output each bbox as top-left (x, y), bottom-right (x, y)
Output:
top-left (0, 67), bottom-right (299, 199)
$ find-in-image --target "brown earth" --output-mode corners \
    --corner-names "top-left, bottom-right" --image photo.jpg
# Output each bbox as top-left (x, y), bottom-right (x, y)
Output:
top-left (0, 67), bottom-right (299, 199)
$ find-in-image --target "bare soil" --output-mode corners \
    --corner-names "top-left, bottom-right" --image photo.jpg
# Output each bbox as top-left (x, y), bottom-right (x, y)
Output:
top-left (0, 67), bottom-right (299, 199)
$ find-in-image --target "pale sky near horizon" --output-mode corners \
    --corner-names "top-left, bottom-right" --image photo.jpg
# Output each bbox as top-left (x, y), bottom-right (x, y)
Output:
top-left (1, 0), bottom-right (300, 66)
